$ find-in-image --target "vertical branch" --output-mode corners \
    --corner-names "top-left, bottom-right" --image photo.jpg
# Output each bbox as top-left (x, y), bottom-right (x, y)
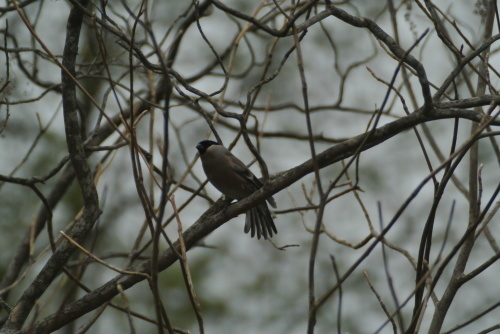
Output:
top-left (2, 0), bottom-right (102, 331)
top-left (123, 3), bottom-right (173, 333)
top-left (427, 1), bottom-right (497, 333)
top-left (289, 7), bottom-right (326, 334)
top-left (171, 197), bottom-right (204, 334)
top-left (378, 203), bottom-right (405, 332)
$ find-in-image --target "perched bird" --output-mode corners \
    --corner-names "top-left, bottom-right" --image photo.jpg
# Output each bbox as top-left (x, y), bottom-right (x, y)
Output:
top-left (196, 140), bottom-right (277, 239)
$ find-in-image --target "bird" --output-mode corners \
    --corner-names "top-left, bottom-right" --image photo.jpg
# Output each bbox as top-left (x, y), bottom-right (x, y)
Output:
top-left (196, 140), bottom-right (277, 239)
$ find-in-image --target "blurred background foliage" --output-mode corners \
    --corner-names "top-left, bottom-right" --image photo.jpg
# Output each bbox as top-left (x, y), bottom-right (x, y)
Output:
top-left (1, 0), bottom-right (499, 333)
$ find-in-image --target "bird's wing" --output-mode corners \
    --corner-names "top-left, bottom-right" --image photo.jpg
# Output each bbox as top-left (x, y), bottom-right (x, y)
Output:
top-left (226, 152), bottom-right (263, 188)
top-left (225, 150), bottom-right (277, 208)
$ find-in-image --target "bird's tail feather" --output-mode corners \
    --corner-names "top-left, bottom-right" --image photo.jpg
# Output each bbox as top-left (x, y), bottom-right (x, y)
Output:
top-left (267, 196), bottom-right (277, 208)
top-left (244, 202), bottom-right (277, 240)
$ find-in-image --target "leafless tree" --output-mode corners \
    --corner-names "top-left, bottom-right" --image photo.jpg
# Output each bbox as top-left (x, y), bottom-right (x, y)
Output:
top-left (0, 0), bottom-right (499, 333)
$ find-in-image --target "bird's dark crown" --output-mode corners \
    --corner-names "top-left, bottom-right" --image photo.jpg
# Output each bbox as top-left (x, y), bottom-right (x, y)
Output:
top-left (196, 140), bottom-right (220, 154)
